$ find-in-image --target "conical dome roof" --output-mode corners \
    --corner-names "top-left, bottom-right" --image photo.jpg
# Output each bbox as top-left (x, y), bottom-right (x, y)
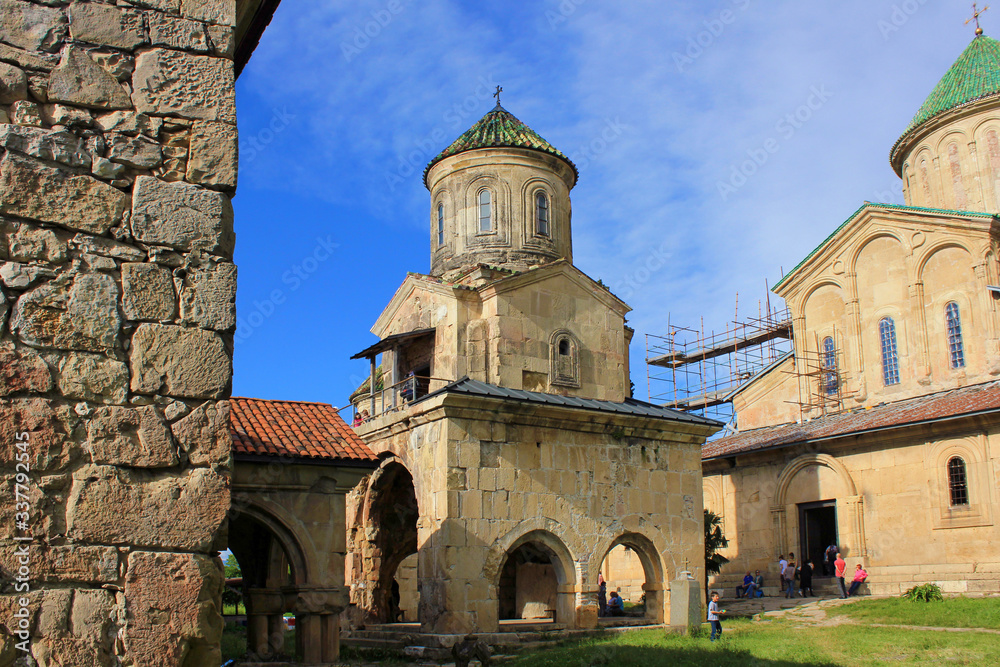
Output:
top-left (424, 104), bottom-right (578, 186)
top-left (891, 35), bottom-right (1000, 166)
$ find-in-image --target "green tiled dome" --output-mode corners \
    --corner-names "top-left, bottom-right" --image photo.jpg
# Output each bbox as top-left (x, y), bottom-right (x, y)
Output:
top-left (892, 35), bottom-right (1000, 165)
top-left (424, 104), bottom-right (577, 186)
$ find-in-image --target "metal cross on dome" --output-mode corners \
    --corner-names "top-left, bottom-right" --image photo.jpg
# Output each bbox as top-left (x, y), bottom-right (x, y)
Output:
top-left (968, 3), bottom-right (990, 35)
top-left (493, 85), bottom-right (503, 105)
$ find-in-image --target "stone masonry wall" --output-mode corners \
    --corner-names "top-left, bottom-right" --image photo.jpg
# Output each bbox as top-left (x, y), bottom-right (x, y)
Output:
top-left (0, 0), bottom-right (237, 663)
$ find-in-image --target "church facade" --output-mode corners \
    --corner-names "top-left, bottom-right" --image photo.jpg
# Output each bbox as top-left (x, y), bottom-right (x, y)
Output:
top-left (346, 103), bottom-right (719, 634)
top-left (705, 34), bottom-right (1000, 596)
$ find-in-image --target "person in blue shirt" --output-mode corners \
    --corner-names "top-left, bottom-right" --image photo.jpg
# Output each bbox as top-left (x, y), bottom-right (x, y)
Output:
top-left (708, 592), bottom-right (725, 641)
top-left (736, 572), bottom-right (753, 598)
top-left (607, 590), bottom-right (625, 616)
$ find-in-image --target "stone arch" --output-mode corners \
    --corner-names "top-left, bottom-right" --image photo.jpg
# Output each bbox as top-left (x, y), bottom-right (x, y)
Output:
top-left (849, 231), bottom-right (905, 277)
top-left (915, 240), bottom-right (975, 281)
top-left (592, 531), bottom-right (667, 622)
top-left (230, 498), bottom-right (310, 586)
top-left (488, 526), bottom-right (578, 626)
top-left (774, 453), bottom-right (857, 507)
top-left (549, 328), bottom-right (581, 387)
top-left (521, 175), bottom-right (559, 243)
top-left (464, 174), bottom-right (512, 243)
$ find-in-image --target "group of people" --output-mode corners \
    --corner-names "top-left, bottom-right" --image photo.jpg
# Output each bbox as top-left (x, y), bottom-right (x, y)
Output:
top-left (596, 572), bottom-right (627, 617)
top-left (351, 409), bottom-right (371, 427)
top-left (777, 552), bottom-right (816, 598)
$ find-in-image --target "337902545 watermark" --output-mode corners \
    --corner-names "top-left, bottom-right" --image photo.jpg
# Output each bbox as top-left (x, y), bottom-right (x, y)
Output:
top-left (11, 430), bottom-right (32, 660)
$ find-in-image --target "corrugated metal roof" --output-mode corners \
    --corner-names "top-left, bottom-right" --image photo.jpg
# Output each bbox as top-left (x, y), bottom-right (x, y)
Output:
top-left (417, 377), bottom-right (722, 427)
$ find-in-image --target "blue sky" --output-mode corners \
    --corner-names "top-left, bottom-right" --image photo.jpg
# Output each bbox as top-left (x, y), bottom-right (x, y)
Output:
top-left (230, 0), bottom-right (985, 407)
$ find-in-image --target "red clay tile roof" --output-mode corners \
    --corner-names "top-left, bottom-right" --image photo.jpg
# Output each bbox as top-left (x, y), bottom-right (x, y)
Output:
top-left (704, 380), bottom-right (1000, 460)
top-left (230, 397), bottom-right (378, 463)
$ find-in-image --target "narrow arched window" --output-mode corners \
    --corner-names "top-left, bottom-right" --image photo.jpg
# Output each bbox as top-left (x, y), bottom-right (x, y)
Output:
top-left (946, 301), bottom-right (965, 369)
top-left (822, 336), bottom-right (837, 395)
top-left (879, 317), bottom-right (900, 385)
top-left (536, 192), bottom-right (549, 236)
top-left (437, 203), bottom-right (444, 246)
top-left (478, 189), bottom-right (492, 233)
top-left (558, 338), bottom-right (570, 356)
top-left (947, 456), bottom-right (969, 506)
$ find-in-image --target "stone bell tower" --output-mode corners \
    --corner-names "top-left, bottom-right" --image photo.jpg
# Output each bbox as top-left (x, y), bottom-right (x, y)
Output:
top-left (424, 102), bottom-right (578, 277)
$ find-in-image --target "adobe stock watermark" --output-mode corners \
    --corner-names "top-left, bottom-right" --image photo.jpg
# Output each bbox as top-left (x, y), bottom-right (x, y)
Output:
top-left (240, 107), bottom-right (296, 163)
top-left (612, 241), bottom-right (671, 301)
top-left (341, 0), bottom-right (406, 62)
top-left (11, 430), bottom-right (32, 662)
top-left (234, 235), bottom-right (340, 344)
top-left (673, 0), bottom-right (751, 73)
top-left (877, 0), bottom-right (930, 41)
top-left (546, 0), bottom-right (588, 30)
top-left (567, 117), bottom-right (628, 171)
top-left (384, 75), bottom-right (498, 193)
top-left (717, 84), bottom-right (834, 201)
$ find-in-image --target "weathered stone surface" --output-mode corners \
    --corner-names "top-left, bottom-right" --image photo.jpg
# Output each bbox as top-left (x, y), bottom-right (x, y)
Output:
top-left (171, 400), bottom-right (230, 466)
top-left (72, 233), bottom-right (145, 261)
top-left (0, 61), bottom-right (27, 104)
top-left (67, 465), bottom-right (229, 550)
top-left (89, 49), bottom-right (134, 81)
top-left (94, 110), bottom-right (162, 137)
top-left (41, 103), bottom-right (93, 128)
top-left (0, 152), bottom-right (129, 234)
top-left (207, 23), bottom-right (234, 58)
top-left (124, 551), bottom-right (224, 666)
top-left (129, 323), bottom-right (231, 398)
top-left (186, 120), bottom-right (237, 189)
top-left (0, 0), bottom-right (67, 52)
top-left (11, 272), bottom-right (121, 353)
top-left (0, 544), bottom-right (118, 583)
top-left (125, 0), bottom-right (181, 12)
top-left (0, 342), bottom-right (53, 396)
top-left (148, 11), bottom-right (209, 51)
top-left (47, 47), bottom-right (132, 109)
top-left (131, 176), bottom-right (235, 255)
top-left (0, 42), bottom-right (60, 72)
top-left (0, 124), bottom-right (90, 168)
top-left (0, 399), bottom-right (82, 475)
top-left (10, 99), bottom-right (42, 126)
top-left (68, 0), bottom-right (146, 49)
top-left (87, 405), bottom-right (178, 466)
top-left (0, 289), bottom-right (7, 333)
top-left (181, 0), bottom-right (235, 25)
top-left (179, 261), bottom-right (236, 330)
top-left (132, 48), bottom-right (235, 123)
top-left (14, 588), bottom-right (120, 667)
top-left (57, 351), bottom-right (129, 404)
top-left (122, 262), bottom-right (176, 321)
top-left (82, 252), bottom-right (116, 271)
top-left (0, 261), bottom-right (57, 289)
top-left (92, 155), bottom-right (125, 179)
top-left (6, 225), bottom-right (67, 263)
top-left (107, 131), bottom-right (162, 168)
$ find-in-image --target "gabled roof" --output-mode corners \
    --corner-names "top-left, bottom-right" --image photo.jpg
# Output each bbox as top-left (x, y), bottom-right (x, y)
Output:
top-left (891, 35), bottom-right (1000, 164)
top-left (773, 202), bottom-right (996, 291)
top-left (703, 380), bottom-right (1000, 460)
top-left (416, 377), bottom-right (722, 427)
top-left (423, 103), bottom-right (578, 186)
top-left (230, 397), bottom-right (378, 464)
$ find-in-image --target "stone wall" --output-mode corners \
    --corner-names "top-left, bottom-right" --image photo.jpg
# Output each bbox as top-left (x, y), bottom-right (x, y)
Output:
top-left (0, 0), bottom-right (237, 662)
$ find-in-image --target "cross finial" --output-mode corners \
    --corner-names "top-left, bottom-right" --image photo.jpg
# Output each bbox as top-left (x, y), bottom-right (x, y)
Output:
top-left (967, 3), bottom-right (989, 36)
top-left (683, 556), bottom-right (690, 570)
top-left (493, 85), bottom-right (503, 105)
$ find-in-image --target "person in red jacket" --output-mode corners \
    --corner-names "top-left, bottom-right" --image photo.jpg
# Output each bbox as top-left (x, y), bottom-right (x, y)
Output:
top-left (848, 564), bottom-right (868, 596)
top-left (834, 553), bottom-right (848, 598)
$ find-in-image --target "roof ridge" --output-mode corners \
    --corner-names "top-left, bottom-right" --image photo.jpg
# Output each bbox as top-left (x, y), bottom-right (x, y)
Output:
top-left (231, 396), bottom-right (334, 407)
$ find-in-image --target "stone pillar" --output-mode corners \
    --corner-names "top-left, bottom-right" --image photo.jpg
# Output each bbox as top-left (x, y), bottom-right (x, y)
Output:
top-left (643, 582), bottom-right (666, 624)
top-left (0, 1), bottom-right (239, 663)
top-left (245, 589), bottom-right (285, 659)
top-left (292, 588), bottom-right (348, 664)
top-left (576, 588), bottom-right (599, 629)
top-left (556, 583), bottom-right (577, 629)
top-left (770, 505), bottom-right (787, 556)
top-left (668, 571), bottom-right (701, 634)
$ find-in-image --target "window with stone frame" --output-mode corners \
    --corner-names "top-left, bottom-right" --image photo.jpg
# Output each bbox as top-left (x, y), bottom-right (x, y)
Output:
top-left (478, 189), bottom-right (492, 233)
top-left (437, 202), bottom-right (445, 246)
top-left (549, 330), bottom-right (580, 387)
top-left (948, 456), bottom-right (969, 506)
top-left (535, 191), bottom-right (550, 236)
top-left (879, 317), bottom-right (900, 385)
top-left (945, 301), bottom-right (965, 369)
top-left (822, 336), bottom-right (838, 395)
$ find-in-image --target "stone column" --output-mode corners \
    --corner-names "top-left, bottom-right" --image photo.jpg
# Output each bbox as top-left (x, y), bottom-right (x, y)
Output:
top-left (770, 505), bottom-right (787, 556)
top-left (667, 571), bottom-right (701, 634)
top-left (642, 582), bottom-right (666, 624)
top-left (292, 588), bottom-right (348, 664)
top-left (909, 281), bottom-right (930, 377)
top-left (245, 589), bottom-right (285, 659)
top-left (0, 0), bottom-right (238, 664)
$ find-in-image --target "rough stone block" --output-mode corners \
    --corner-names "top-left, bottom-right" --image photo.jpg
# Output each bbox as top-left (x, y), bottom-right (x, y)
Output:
top-left (0, 261), bottom-right (57, 289)
top-left (56, 351), bottom-right (129, 404)
top-left (186, 120), bottom-right (237, 189)
top-left (0, 42), bottom-right (60, 72)
top-left (129, 323), bottom-right (231, 398)
top-left (0, 544), bottom-right (118, 584)
top-left (11, 272), bottom-right (121, 353)
top-left (107, 132), bottom-right (163, 168)
top-left (0, 61), bottom-right (27, 104)
top-left (47, 47), bottom-right (132, 109)
top-left (72, 233), bottom-right (145, 261)
top-left (10, 99), bottom-right (42, 126)
top-left (179, 260), bottom-right (236, 330)
top-left (0, 342), bottom-right (52, 396)
top-left (122, 262), bottom-right (177, 321)
top-left (0, 0), bottom-right (67, 52)
top-left (147, 11), bottom-right (210, 51)
top-left (171, 400), bottom-right (231, 466)
top-left (124, 551), bottom-right (224, 666)
top-left (68, 0), bottom-right (146, 49)
top-left (7, 225), bottom-right (68, 263)
top-left (132, 48), bottom-right (235, 123)
top-left (67, 465), bottom-right (229, 551)
top-left (207, 23), bottom-right (234, 58)
top-left (26, 588), bottom-right (119, 667)
top-left (94, 110), bottom-right (162, 137)
top-left (0, 399), bottom-right (82, 475)
top-left (131, 176), bottom-right (234, 256)
top-left (87, 405), bottom-right (178, 467)
top-left (0, 152), bottom-right (128, 234)
top-left (0, 124), bottom-right (90, 168)
top-left (42, 103), bottom-right (93, 129)
top-left (181, 0), bottom-right (236, 26)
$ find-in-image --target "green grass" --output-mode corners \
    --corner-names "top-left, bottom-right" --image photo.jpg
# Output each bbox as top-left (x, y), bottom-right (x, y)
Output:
top-left (222, 601), bottom-right (246, 615)
top-left (826, 595), bottom-right (1000, 629)
top-left (507, 616), bottom-right (1000, 666)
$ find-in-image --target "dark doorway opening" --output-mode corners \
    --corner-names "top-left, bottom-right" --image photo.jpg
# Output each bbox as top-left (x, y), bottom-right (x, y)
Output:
top-left (498, 542), bottom-right (558, 622)
top-left (798, 501), bottom-right (837, 578)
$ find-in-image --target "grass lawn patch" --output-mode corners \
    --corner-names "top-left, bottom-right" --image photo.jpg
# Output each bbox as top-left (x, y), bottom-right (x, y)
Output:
top-left (827, 596), bottom-right (1000, 629)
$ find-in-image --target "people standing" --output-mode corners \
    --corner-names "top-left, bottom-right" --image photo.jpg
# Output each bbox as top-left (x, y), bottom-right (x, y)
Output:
top-left (834, 552), bottom-right (848, 598)
top-left (799, 561), bottom-right (814, 597)
top-left (778, 554), bottom-right (788, 590)
top-left (783, 554), bottom-right (798, 598)
top-left (708, 592), bottom-right (725, 641)
top-left (848, 564), bottom-right (868, 596)
top-left (825, 542), bottom-right (838, 577)
top-left (597, 573), bottom-right (607, 617)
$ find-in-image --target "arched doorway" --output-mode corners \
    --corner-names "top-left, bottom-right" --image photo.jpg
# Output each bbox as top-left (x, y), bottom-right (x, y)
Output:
top-left (350, 460), bottom-right (419, 624)
top-left (595, 533), bottom-right (665, 623)
top-left (495, 530), bottom-right (576, 626)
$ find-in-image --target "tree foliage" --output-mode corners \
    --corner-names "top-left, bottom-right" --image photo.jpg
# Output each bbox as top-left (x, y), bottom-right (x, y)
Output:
top-left (704, 509), bottom-right (730, 576)
top-left (224, 553), bottom-right (241, 579)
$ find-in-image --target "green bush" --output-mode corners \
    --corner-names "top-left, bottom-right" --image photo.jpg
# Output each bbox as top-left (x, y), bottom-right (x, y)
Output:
top-left (903, 583), bottom-right (943, 602)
